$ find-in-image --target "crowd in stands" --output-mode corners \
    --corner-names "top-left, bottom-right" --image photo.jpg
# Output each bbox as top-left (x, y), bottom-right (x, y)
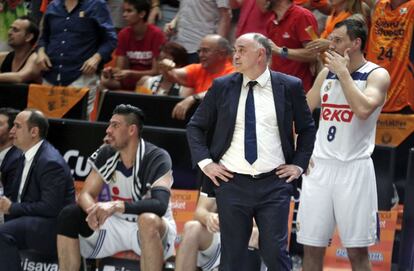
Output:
top-left (0, 0), bottom-right (413, 270)
top-left (0, 0), bottom-right (413, 115)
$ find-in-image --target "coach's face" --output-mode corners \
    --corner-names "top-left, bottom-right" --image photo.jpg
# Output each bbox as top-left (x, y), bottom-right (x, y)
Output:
top-left (105, 114), bottom-right (132, 150)
top-left (233, 35), bottom-right (263, 74)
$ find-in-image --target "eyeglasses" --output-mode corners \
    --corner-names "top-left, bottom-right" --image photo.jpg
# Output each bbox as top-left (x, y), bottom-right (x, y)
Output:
top-left (197, 48), bottom-right (217, 54)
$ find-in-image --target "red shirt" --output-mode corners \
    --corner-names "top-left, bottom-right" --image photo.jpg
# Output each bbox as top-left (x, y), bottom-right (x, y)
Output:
top-left (235, 0), bottom-right (273, 37)
top-left (116, 24), bottom-right (166, 90)
top-left (267, 4), bottom-right (317, 91)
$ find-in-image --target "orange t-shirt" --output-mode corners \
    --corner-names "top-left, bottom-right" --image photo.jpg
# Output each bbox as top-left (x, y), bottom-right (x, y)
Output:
top-left (321, 10), bottom-right (352, 39)
top-left (294, 0), bottom-right (328, 9)
top-left (366, 0), bottom-right (414, 112)
top-left (184, 59), bottom-right (235, 94)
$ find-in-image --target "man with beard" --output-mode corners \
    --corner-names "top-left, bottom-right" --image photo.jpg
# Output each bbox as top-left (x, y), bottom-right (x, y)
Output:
top-left (0, 16), bottom-right (41, 83)
top-left (56, 104), bottom-right (177, 271)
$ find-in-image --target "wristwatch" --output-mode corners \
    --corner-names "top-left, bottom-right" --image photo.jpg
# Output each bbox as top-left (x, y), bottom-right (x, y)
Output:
top-left (280, 47), bottom-right (289, 58)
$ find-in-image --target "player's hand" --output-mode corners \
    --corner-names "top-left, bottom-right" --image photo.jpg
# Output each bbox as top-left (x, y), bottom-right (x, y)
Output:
top-left (86, 202), bottom-right (119, 229)
top-left (305, 158), bottom-right (314, 176)
top-left (85, 203), bottom-right (100, 230)
top-left (206, 213), bottom-right (220, 233)
top-left (201, 162), bottom-right (234, 186)
top-left (171, 96), bottom-right (195, 120)
top-left (324, 48), bottom-right (350, 75)
top-left (276, 164), bottom-right (301, 183)
top-left (81, 53), bottom-right (101, 75)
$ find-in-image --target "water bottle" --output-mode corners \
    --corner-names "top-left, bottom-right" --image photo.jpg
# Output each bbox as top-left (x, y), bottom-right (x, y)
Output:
top-left (0, 174), bottom-right (4, 224)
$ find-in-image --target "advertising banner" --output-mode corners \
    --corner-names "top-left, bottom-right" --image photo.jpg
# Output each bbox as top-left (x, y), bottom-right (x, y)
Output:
top-left (324, 211), bottom-right (398, 271)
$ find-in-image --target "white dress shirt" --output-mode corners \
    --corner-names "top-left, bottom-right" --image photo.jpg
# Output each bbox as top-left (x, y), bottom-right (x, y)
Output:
top-left (18, 140), bottom-right (43, 202)
top-left (198, 68), bottom-right (286, 175)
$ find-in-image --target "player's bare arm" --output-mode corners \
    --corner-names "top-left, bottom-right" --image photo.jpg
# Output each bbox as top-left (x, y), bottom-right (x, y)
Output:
top-left (306, 67), bottom-right (329, 112)
top-left (194, 194), bottom-right (219, 233)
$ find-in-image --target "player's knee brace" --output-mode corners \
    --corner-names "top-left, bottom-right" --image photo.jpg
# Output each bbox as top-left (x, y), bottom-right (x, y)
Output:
top-left (57, 204), bottom-right (93, 238)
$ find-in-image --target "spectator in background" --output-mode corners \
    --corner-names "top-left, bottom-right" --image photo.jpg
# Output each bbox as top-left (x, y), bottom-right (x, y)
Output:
top-left (57, 104), bottom-right (176, 271)
top-left (36, 0), bottom-right (117, 115)
top-left (0, 109), bottom-right (75, 271)
top-left (148, 0), bottom-right (180, 30)
top-left (107, 0), bottom-right (127, 31)
top-left (101, 0), bottom-right (166, 91)
top-left (164, 0), bottom-right (231, 64)
top-left (0, 108), bottom-right (21, 198)
top-left (137, 41), bottom-right (188, 96)
top-left (294, 0), bottom-right (331, 14)
top-left (29, 0), bottom-right (43, 26)
top-left (366, 0), bottom-right (414, 113)
top-left (159, 34), bottom-right (234, 120)
top-left (230, 0), bottom-right (273, 38)
top-left (110, 0), bottom-right (163, 32)
top-left (305, 0), bottom-right (370, 55)
top-left (257, 0), bottom-right (319, 92)
top-left (0, 0), bottom-right (27, 51)
top-left (0, 16), bottom-right (41, 83)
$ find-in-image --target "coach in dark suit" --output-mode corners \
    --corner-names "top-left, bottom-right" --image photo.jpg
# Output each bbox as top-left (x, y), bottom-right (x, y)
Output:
top-left (187, 33), bottom-right (316, 271)
top-left (0, 109), bottom-right (75, 271)
top-left (0, 108), bottom-right (21, 198)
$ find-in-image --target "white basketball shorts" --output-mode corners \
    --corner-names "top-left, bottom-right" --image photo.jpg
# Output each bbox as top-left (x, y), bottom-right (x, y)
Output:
top-left (296, 157), bottom-right (378, 248)
top-left (79, 214), bottom-right (176, 259)
top-left (197, 232), bottom-right (221, 271)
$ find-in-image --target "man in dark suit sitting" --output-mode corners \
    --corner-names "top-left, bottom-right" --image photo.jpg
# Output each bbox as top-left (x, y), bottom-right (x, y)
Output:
top-left (0, 109), bottom-right (75, 271)
top-left (187, 33), bottom-right (316, 270)
top-left (0, 108), bottom-right (21, 198)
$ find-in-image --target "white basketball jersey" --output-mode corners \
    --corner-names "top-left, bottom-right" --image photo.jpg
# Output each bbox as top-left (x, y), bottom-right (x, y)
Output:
top-left (313, 61), bottom-right (382, 161)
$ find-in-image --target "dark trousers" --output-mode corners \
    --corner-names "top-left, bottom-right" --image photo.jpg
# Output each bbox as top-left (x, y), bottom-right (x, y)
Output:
top-left (215, 174), bottom-right (292, 271)
top-left (0, 216), bottom-right (58, 271)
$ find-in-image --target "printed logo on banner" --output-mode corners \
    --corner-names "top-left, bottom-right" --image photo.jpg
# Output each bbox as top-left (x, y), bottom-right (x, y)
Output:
top-left (324, 211), bottom-right (398, 271)
top-left (21, 259), bottom-right (59, 271)
top-left (63, 149), bottom-right (91, 180)
top-left (20, 251), bottom-right (59, 271)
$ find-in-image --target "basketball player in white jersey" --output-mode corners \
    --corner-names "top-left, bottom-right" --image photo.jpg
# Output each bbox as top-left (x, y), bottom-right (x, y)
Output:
top-left (296, 18), bottom-right (390, 271)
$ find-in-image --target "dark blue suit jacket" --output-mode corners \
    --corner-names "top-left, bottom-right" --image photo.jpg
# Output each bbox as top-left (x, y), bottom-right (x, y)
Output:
top-left (9, 140), bottom-right (75, 218)
top-left (187, 71), bottom-right (316, 178)
top-left (0, 146), bottom-right (22, 198)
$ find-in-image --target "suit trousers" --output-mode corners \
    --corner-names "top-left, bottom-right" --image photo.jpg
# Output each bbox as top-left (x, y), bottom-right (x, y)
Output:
top-left (215, 173), bottom-right (292, 271)
top-left (0, 216), bottom-right (58, 271)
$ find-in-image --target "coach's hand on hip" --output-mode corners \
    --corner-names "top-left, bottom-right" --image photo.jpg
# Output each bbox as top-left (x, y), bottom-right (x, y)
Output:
top-left (202, 162), bottom-right (234, 186)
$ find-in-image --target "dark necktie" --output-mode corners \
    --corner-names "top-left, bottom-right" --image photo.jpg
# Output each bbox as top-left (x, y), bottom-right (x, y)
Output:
top-left (245, 81), bottom-right (258, 164)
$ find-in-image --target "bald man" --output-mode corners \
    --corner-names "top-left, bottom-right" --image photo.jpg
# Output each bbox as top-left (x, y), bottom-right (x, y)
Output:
top-left (159, 34), bottom-right (235, 120)
top-left (187, 33), bottom-right (315, 271)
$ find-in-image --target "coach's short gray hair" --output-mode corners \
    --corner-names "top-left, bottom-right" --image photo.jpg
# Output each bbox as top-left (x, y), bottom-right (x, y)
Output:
top-left (252, 33), bottom-right (272, 62)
